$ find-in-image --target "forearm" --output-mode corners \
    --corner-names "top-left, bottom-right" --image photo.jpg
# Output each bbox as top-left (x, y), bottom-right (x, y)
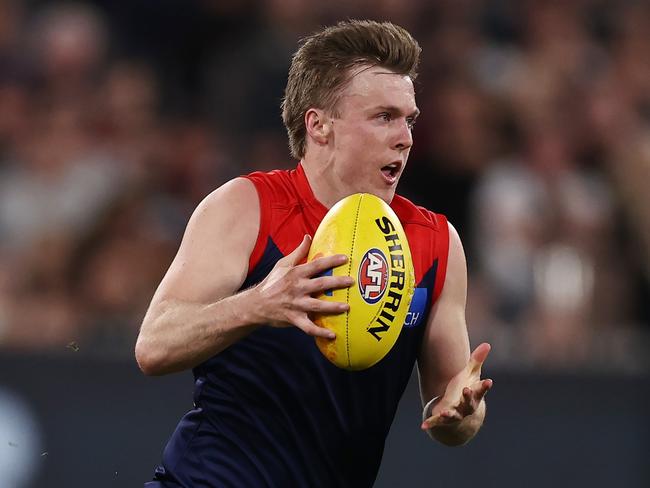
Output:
top-left (427, 399), bottom-right (486, 447)
top-left (135, 289), bottom-right (259, 375)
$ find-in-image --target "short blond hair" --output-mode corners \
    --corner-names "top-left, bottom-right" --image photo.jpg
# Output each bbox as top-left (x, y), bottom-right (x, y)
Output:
top-left (282, 20), bottom-right (421, 159)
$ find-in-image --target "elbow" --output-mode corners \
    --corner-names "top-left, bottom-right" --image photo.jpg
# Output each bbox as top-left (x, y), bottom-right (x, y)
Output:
top-left (135, 337), bottom-right (168, 376)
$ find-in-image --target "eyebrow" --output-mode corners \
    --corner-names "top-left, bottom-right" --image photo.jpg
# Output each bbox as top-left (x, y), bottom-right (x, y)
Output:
top-left (376, 105), bottom-right (421, 118)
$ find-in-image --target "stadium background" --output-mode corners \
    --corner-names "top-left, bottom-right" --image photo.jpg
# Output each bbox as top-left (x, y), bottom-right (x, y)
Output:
top-left (0, 0), bottom-right (648, 486)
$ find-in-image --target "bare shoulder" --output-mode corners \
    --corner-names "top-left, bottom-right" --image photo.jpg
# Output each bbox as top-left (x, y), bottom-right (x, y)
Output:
top-left (417, 220), bottom-right (470, 399)
top-left (183, 177), bottom-right (260, 264)
top-left (193, 177), bottom-right (259, 226)
top-left (445, 221), bottom-right (466, 284)
top-left (152, 177), bottom-right (260, 303)
top-left (427, 220), bottom-right (468, 340)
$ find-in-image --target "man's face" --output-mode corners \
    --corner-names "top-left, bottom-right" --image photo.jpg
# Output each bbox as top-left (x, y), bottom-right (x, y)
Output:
top-left (327, 65), bottom-right (419, 204)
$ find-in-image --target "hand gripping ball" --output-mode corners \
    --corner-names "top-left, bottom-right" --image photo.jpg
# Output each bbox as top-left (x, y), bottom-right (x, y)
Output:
top-left (307, 193), bottom-right (415, 370)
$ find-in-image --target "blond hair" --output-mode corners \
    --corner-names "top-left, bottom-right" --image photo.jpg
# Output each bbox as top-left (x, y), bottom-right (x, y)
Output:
top-left (282, 20), bottom-right (421, 159)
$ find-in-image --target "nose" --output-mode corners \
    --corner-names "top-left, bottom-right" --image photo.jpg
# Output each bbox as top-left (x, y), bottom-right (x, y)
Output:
top-left (393, 118), bottom-right (413, 151)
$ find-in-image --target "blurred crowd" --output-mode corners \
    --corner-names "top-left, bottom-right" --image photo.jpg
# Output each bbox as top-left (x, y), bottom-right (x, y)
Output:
top-left (0, 0), bottom-right (648, 371)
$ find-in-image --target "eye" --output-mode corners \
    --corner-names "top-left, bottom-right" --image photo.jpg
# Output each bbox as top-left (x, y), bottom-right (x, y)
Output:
top-left (406, 117), bottom-right (417, 130)
top-left (378, 112), bottom-right (392, 122)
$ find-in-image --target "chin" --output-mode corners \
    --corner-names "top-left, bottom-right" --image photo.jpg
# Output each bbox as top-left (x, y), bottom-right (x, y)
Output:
top-left (340, 183), bottom-right (396, 205)
top-left (366, 188), bottom-right (396, 205)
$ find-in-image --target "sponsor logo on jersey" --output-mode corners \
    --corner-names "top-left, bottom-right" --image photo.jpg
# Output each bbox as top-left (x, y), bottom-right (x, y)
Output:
top-left (403, 288), bottom-right (427, 328)
top-left (358, 248), bottom-right (389, 304)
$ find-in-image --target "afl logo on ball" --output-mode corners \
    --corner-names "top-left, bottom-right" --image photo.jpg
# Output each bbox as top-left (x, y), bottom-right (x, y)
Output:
top-left (358, 248), bottom-right (389, 304)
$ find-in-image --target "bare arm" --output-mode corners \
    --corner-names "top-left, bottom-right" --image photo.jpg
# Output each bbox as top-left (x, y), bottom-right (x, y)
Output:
top-left (417, 222), bottom-right (493, 446)
top-left (135, 178), bottom-right (352, 375)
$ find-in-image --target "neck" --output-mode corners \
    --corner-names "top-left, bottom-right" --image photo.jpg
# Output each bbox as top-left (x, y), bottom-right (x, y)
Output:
top-left (301, 156), bottom-right (344, 209)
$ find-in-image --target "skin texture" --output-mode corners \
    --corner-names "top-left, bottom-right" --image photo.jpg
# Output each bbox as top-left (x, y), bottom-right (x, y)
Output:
top-left (417, 223), bottom-right (492, 445)
top-left (135, 179), bottom-right (352, 375)
top-left (135, 64), bottom-right (492, 445)
top-left (302, 66), bottom-right (419, 207)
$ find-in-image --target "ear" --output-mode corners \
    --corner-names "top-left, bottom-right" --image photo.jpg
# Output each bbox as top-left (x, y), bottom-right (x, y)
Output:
top-left (304, 108), bottom-right (332, 146)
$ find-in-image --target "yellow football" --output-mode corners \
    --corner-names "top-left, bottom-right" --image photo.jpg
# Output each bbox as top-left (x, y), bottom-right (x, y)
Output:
top-left (307, 193), bottom-right (415, 371)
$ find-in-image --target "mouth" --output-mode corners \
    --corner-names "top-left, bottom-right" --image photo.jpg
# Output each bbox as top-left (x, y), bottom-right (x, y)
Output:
top-left (380, 161), bottom-right (402, 183)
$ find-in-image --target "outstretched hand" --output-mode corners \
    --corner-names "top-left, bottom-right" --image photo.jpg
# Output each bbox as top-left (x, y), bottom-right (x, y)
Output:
top-left (422, 343), bottom-right (493, 430)
top-left (254, 235), bottom-right (353, 339)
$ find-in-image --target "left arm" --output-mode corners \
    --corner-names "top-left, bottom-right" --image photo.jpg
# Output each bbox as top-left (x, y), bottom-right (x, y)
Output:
top-left (417, 222), bottom-right (493, 446)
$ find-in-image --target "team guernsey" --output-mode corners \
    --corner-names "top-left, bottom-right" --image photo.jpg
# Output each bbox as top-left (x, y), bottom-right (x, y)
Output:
top-left (147, 164), bottom-right (449, 488)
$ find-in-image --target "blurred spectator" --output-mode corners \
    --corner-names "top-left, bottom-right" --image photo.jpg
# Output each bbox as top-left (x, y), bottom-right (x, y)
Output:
top-left (0, 0), bottom-right (646, 371)
top-left (471, 123), bottom-right (627, 365)
top-left (28, 3), bottom-right (108, 111)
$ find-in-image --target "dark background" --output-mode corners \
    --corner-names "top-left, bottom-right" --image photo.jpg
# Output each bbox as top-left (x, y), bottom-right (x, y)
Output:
top-left (1, 0), bottom-right (649, 486)
top-left (0, 353), bottom-right (647, 487)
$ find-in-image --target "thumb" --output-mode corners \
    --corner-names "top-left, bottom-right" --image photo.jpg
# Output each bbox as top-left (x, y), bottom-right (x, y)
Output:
top-left (285, 234), bottom-right (312, 266)
top-left (468, 342), bottom-right (491, 375)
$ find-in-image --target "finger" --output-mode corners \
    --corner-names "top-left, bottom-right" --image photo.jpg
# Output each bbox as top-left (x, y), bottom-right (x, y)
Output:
top-left (468, 342), bottom-right (491, 375)
top-left (421, 410), bottom-right (462, 430)
top-left (422, 413), bottom-right (442, 429)
top-left (306, 275), bottom-right (354, 294)
top-left (291, 314), bottom-right (336, 339)
top-left (441, 409), bottom-right (463, 422)
top-left (284, 235), bottom-right (312, 266)
top-left (462, 386), bottom-right (473, 404)
top-left (301, 297), bottom-right (349, 314)
top-left (458, 380), bottom-right (493, 415)
top-left (301, 254), bottom-right (348, 277)
top-left (456, 387), bottom-right (477, 416)
top-left (472, 378), bottom-right (493, 402)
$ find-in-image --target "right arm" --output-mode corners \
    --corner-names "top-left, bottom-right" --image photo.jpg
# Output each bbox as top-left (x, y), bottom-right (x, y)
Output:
top-left (135, 177), bottom-right (352, 375)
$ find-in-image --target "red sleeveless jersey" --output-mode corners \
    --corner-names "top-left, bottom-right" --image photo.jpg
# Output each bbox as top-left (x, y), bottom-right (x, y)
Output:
top-left (149, 163), bottom-right (449, 488)
top-left (247, 163), bottom-right (449, 309)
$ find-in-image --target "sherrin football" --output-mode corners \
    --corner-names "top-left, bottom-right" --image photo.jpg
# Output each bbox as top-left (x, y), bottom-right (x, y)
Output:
top-left (307, 193), bottom-right (415, 371)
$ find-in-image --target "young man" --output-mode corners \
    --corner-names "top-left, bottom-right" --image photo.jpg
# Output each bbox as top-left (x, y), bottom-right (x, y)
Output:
top-left (137, 20), bottom-right (492, 488)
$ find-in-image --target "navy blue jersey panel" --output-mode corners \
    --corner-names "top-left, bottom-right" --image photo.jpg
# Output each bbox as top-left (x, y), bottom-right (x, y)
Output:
top-left (148, 167), bottom-right (448, 488)
top-left (240, 237), bottom-right (283, 290)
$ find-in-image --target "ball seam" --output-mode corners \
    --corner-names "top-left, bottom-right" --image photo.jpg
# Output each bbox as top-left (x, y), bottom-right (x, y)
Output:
top-left (346, 194), bottom-right (363, 369)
